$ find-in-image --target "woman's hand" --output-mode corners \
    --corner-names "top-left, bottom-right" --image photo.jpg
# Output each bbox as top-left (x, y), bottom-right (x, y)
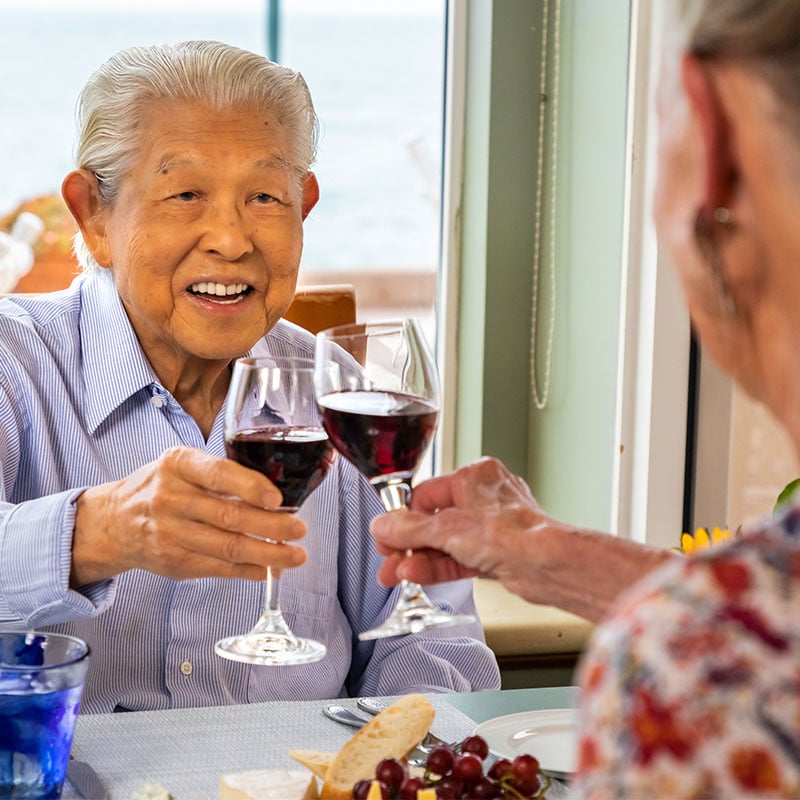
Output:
top-left (372, 456), bottom-right (677, 622)
top-left (371, 457), bottom-right (550, 593)
top-left (70, 446), bottom-right (307, 586)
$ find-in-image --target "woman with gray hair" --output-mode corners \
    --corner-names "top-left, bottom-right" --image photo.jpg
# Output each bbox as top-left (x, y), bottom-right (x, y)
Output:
top-left (0, 40), bottom-right (500, 712)
top-left (372, 1), bottom-right (800, 795)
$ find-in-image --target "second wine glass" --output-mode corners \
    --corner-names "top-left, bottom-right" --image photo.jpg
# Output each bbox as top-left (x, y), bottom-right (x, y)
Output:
top-left (314, 320), bottom-right (475, 640)
top-left (215, 356), bottom-right (335, 665)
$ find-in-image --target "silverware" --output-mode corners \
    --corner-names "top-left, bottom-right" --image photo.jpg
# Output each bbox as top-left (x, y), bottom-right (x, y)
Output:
top-left (66, 755), bottom-right (108, 800)
top-left (322, 704), bottom-right (371, 730)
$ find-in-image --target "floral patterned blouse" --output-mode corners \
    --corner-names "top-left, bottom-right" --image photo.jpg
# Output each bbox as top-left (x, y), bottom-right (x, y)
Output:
top-left (573, 504), bottom-right (800, 799)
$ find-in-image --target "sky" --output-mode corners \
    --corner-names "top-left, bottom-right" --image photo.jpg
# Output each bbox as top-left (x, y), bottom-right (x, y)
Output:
top-left (2, 0), bottom-right (439, 13)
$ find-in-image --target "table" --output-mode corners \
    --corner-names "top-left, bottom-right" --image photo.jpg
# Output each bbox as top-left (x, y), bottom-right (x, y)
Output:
top-left (64, 687), bottom-right (579, 799)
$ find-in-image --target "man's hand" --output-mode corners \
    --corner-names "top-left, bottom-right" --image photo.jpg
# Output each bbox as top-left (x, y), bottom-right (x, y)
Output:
top-left (70, 446), bottom-right (307, 586)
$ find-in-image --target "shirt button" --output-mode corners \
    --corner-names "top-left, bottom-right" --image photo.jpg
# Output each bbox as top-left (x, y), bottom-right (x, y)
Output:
top-left (179, 660), bottom-right (193, 676)
top-left (151, 396), bottom-right (164, 408)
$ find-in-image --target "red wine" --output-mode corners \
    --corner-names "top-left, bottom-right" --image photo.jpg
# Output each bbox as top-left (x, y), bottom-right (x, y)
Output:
top-left (318, 390), bottom-right (438, 481)
top-left (225, 427), bottom-right (335, 511)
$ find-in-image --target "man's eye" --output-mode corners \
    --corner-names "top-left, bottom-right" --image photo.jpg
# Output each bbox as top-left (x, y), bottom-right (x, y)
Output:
top-left (174, 191), bottom-right (197, 201)
top-left (253, 193), bottom-right (276, 204)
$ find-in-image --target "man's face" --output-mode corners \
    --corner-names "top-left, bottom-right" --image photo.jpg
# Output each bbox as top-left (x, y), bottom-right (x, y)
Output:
top-left (94, 98), bottom-right (318, 370)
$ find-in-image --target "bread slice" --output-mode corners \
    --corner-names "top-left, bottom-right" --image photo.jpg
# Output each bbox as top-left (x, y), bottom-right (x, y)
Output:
top-left (320, 694), bottom-right (435, 800)
top-left (220, 769), bottom-right (319, 800)
top-left (288, 749), bottom-right (336, 780)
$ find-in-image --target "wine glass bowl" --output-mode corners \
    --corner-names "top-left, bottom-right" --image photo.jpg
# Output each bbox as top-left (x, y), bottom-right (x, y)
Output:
top-left (215, 356), bottom-right (334, 665)
top-left (314, 320), bottom-right (476, 639)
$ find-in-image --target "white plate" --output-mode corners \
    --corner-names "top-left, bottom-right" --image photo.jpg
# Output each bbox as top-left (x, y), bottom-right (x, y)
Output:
top-left (473, 708), bottom-right (578, 780)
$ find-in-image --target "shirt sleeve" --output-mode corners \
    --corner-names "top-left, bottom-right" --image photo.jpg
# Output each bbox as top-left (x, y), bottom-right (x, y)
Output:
top-left (0, 490), bottom-right (117, 625)
top-left (334, 461), bottom-right (501, 696)
top-left (573, 540), bottom-right (800, 799)
top-left (0, 375), bottom-right (115, 626)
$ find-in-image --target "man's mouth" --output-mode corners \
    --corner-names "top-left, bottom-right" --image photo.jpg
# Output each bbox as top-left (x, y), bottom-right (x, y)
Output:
top-left (189, 282), bottom-right (252, 304)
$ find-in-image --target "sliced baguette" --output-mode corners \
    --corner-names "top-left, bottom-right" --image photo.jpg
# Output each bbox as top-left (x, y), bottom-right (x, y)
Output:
top-left (289, 749), bottom-right (336, 780)
top-left (320, 694), bottom-right (435, 800)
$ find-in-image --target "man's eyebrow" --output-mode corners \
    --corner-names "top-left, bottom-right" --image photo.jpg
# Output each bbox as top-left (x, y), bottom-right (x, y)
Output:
top-left (155, 154), bottom-right (294, 175)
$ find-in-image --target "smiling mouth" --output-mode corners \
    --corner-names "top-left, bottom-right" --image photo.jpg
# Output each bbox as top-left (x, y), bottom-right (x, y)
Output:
top-left (189, 282), bottom-right (252, 304)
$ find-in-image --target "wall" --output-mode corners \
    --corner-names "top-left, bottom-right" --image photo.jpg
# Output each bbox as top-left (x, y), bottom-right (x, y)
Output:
top-left (453, 0), bottom-right (632, 532)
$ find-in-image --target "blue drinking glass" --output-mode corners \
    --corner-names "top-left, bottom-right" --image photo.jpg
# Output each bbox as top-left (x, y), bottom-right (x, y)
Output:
top-left (0, 631), bottom-right (90, 799)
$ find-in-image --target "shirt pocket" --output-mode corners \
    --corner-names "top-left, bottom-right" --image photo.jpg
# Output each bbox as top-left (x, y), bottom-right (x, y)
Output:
top-left (279, 581), bottom-right (336, 644)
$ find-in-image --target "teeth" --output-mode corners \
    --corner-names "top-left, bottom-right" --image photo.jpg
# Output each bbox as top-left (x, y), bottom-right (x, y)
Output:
top-left (190, 282), bottom-right (249, 297)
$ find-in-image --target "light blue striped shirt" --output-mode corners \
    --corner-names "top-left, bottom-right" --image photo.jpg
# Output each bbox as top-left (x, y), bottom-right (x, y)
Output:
top-left (0, 271), bottom-right (500, 712)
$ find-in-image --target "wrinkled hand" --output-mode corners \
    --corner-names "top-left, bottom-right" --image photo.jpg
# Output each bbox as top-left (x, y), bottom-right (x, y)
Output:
top-left (371, 456), bottom-right (554, 595)
top-left (70, 446), bottom-right (307, 586)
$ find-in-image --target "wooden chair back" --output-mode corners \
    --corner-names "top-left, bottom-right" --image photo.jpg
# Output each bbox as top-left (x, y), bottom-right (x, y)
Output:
top-left (283, 284), bottom-right (356, 334)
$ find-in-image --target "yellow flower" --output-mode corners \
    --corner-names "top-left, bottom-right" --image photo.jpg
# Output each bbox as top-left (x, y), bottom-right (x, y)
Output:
top-left (678, 527), bottom-right (731, 555)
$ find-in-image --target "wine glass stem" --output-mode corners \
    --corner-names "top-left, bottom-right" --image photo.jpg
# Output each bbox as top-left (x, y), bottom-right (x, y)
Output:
top-left (377, 479), bottom-right (431, 592)
top-left (377, 481), bottom-right (411, 511)
top-left (262, 566), bottom-right (281, 617)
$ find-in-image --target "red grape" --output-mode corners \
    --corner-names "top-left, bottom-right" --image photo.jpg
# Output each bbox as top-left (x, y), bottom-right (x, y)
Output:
top-left (487, 758), bottom-right (513, 781)
top-left (511, 754), bottom-right (540, 782)
top-left (353, 779), bottom-right (372, 800)
top-left (470, 776), bottom-right (502, 798)
top-left (375, 757), bottom-right (406, 789)
top-left (399, 776), bottom-right (427, 799)
top-left (508, 776), bottom-right (541, 797)
top-left (451, 753), bottom-right (483, 784)
top-left (460, 734), bottom-right (490, 761)
top-left (433, 777), bottom-right (462, 798)
top-left (426, 744), bottom-right (455, 776)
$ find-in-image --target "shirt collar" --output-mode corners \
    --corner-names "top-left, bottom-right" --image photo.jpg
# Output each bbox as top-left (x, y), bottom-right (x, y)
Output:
top-left (80, 271), bottom-right (160, 435)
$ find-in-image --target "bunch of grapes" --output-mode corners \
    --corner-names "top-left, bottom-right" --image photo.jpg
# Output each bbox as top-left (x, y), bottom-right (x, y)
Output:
top-left (352, 734), bottom-right (551, 799)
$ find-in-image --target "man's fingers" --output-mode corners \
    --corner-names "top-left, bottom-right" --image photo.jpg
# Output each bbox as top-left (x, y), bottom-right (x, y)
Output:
top-left (180, 494), bottom-right (307, 543)
top-left (166, 446), bottom-right (283, 509)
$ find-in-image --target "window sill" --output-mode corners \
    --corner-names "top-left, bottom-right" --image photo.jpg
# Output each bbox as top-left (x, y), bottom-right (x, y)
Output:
top-left (473, 578), bottom-right (594, 658)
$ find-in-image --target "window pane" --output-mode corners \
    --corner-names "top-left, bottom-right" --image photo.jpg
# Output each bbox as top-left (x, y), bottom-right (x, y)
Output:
top-left (0, 1), bottom-right (267, 216)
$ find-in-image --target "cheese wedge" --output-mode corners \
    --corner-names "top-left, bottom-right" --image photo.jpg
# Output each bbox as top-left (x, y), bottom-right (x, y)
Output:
top-left (220, 769), bottom-right (319, 800)
top-left (365, 781), bottom-right (383, 800)
top-left (288, 749), bottom-right (336, 780)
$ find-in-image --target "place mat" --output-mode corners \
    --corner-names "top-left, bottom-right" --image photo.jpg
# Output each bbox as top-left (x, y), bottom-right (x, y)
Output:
top-left (64, 693), bottom-right (572, 799)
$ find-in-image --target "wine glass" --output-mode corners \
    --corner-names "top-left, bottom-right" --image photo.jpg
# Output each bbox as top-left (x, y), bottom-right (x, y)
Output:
top-left (215, 356), bottom-right (335, 665)
top-left (314, 320), bottom-right (476, 640)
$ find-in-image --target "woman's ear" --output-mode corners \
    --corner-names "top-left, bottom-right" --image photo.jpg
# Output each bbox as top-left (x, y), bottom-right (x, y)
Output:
top-left (681, 54), bottom-right (739, 213)
top-left (301, 171), bottom-right (320, 220)
top-left (61, 170), bottom-right (113, 267)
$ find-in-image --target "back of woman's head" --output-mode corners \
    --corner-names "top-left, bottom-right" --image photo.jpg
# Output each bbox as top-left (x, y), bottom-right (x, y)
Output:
top-left (677, 0), bottom-right (800, 119)
top-left (75, 40), bottom-right (319, 206)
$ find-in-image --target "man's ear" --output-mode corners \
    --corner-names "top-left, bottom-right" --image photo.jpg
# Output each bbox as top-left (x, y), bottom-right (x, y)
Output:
top-left (61, 170), bottom-right (113, 267)
top-left (681, 54), bottom-right (739, 212)
top-left (301, 171), bottom-right (320, 220)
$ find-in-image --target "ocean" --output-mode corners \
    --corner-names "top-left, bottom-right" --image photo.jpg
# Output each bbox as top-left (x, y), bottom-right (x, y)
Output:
top-left (0, 2), bottom-right (445, 272)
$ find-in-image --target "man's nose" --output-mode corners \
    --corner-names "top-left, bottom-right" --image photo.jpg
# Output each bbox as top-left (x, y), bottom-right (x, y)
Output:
top-left (200, 204), bottom-right (255, 260)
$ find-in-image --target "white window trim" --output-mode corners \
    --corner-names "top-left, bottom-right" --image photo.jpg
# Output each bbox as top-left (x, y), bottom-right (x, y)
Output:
top-left (612, 0), bottom-right (693, 548)
top-left (435, 0), bottom-right (467, 476)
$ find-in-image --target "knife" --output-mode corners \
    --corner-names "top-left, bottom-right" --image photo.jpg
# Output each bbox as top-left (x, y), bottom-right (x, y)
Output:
top-left (67, 755), bottom-right (108, 800)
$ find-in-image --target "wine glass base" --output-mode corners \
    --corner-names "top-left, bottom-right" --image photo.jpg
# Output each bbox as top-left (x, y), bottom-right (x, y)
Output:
top-left (215, 633), bottom-right (327, 666)
top-left (358, 609), bottom-right (476, 641)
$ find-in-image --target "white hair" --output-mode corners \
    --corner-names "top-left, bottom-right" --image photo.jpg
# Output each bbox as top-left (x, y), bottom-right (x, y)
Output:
top-left (677, 0), bottom-right (800, 118)
top-left (71, 40), bottom-right (319, 272)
